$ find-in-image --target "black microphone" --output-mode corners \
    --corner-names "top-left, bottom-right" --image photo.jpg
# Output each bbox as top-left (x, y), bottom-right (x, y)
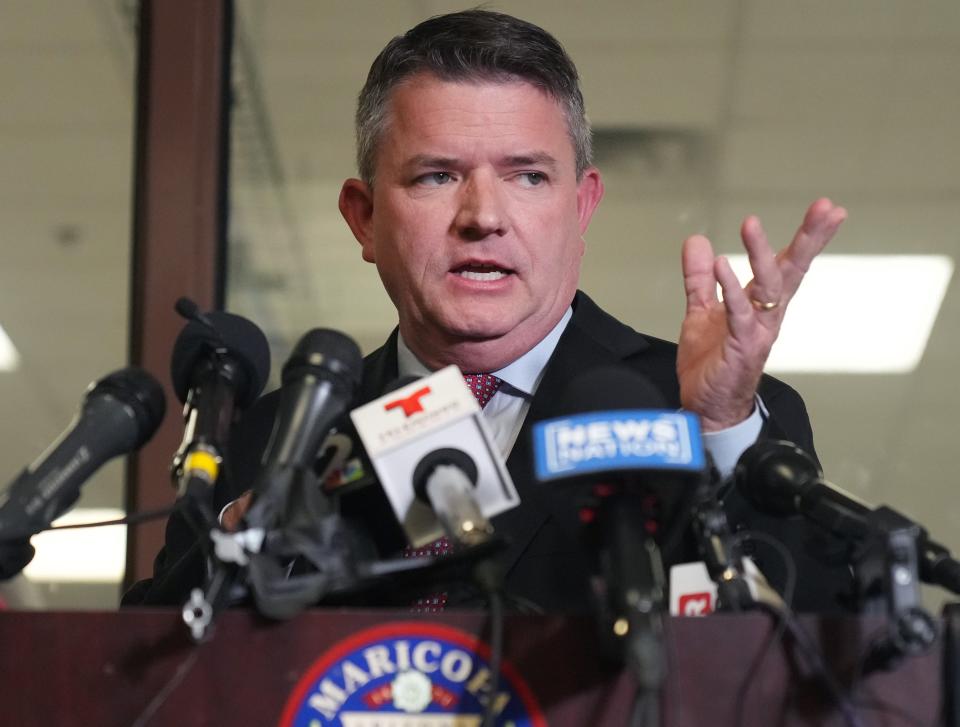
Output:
top-left (0, 367), bottom-right (166, 577)
top-left (259, 329), bottom-right (362, 475)
top-left (239, 329), bottom-right (364, 619)
top-left (169, 301), bottom-right (270, 501)
top-left (531, 366), bottom-right (709, 692)
top-left (245, 328), bottom-right (363, 525)
top-left (735, 440), bottom-right (960, 595)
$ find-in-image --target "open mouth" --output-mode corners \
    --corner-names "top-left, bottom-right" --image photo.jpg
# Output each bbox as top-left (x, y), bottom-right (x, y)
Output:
top-left (453, 263), bottom-right (513, 281)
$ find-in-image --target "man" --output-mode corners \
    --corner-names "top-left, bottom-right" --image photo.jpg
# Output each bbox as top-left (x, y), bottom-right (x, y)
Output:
top-left (126, 10), bottom-right (852, 611)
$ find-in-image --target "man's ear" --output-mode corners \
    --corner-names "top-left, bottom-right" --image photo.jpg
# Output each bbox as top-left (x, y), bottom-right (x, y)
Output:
top-left (576, 166), bottom-right (604, 235)
top-left (339, 178), bottom-right (376, 262)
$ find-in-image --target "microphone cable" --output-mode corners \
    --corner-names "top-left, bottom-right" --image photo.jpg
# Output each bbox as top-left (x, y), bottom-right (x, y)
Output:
top-left (42, 505), bottom-right (178, 531)
top-left (848, 621), bottom-right (936, 727)
top-left (481, 586), bottom-right (505, 727)
top-left (731, 529), bottom-right (865, 727)
top-left (731, 530), bottom-right (796, 727)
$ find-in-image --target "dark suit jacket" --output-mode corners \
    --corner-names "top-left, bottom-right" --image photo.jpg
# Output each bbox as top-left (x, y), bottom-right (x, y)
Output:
top-left (124, 291), bottom-right (854, 612)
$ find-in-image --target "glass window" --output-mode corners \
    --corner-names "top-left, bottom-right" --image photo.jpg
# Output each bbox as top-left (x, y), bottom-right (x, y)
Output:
top-left (0, 0), bottom-right (138, 609)
top-left (226, 1), bottom-right (960, 611)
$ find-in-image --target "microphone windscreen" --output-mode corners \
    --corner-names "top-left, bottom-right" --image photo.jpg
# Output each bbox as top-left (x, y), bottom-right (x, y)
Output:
top-left (282, 328), bottom-right (363, 389)
top-left (0, 539), bottom-right (35, 581)
top-left (550, 365), bottom-right (668, 416)
top-left (170, 311), bottom-right (271, 408)
top-left (173, 296), bottom-right (200, 321)
top-left (86, 367), bottom-right (166, 448)
top-left (734, 440), bottom-right (822, 517)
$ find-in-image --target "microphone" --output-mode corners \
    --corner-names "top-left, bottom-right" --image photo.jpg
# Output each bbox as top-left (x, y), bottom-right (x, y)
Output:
top-left (0, 367), bottom-right (166, 575)
top-left (531, 365), bottom-right (708, 538)
top-left (170, 301), bottom-right (270, 501)
top-left (531, 366), bottom-right (708, 689)
top-left (412, 447), bottom-right (493, 546)
top-left (233, 328), bottom-right (367, 619)
top-left (245, 328), bottom-right (363, 524)
top-left (350, 365), bottom-right (519, 549)
top-left (735, 440), bottom-right (960, 595)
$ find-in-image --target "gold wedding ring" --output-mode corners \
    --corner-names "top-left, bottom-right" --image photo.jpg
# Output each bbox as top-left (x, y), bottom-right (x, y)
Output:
top-left (750, 297), bottom-right (780, 311)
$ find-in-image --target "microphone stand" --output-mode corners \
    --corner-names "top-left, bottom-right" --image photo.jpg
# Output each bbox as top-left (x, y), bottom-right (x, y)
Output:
top-left (691, 480), bottom-right (754, 612)
top-left (242, 465), bottom-right (509, 618)
top-left (176, 496), bottom-right (247, 642)
top-left (943, 602), bottom-right (960, 727)
top-left (243, 464), bottom-right (376, 620)
top-left (172, 414), bottom-right (246, 642)
top-left (854, 507), bottom-right (938, 674)
top-left (587, 494), bottom-right (666, 727)
top-left (178, 449), bottom-right (515, 639)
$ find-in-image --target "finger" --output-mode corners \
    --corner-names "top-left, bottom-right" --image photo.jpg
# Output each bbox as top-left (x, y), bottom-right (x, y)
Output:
top-left (682, 234), bottom-right (719, 311)
top-left (740, 215), bottom-right (783, 308)
top-left (715, 255), bottom-right (755, 338)
top-left (779, 197), bottom-right (847, 298)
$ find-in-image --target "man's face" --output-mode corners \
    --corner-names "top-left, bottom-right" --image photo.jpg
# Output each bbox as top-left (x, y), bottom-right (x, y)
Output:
top-left (340, 73), bottom-right (603, 369)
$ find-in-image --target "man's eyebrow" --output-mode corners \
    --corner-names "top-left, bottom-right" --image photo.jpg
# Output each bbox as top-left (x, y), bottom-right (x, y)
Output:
top-left (403, 155), bottom-right (461, 170)
top-left (500, 152), bottom-right (559, 169)
top-left (401, 152), bottom-right (561, 170)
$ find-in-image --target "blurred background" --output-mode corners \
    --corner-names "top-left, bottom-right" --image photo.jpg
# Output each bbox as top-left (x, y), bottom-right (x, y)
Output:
top-left (1, 0), bottom-right (958, 610)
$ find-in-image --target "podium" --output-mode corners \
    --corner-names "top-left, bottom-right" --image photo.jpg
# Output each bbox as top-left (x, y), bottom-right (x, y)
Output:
top-left (0, 609), bottom-right (942, 726)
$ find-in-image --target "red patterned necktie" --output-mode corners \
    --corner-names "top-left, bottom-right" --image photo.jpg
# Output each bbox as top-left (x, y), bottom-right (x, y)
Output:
top-left (462, 372), bottom-right (503, 409)
top-left (403, 372), bottom-right (503, 612)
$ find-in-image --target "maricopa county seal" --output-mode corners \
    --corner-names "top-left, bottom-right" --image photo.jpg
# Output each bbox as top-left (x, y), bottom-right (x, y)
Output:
top-left (278, 622), bottom-right (546, 727)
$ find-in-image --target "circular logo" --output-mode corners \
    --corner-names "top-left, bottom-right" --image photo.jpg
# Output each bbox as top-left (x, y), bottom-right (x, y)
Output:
top-left (278, 622), bottom-right (546, 726)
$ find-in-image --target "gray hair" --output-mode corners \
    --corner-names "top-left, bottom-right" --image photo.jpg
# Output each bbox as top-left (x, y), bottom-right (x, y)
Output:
top-left (355, 9), bottom-right (592, 185)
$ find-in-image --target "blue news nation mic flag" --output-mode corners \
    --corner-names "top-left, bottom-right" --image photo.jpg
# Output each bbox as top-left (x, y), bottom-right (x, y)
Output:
top-left (530, 364), bottom-right (709, 530)
top-left (533, 410), bottom-right (706, 482)
top-left (532, 402), bottom-right (775, 616)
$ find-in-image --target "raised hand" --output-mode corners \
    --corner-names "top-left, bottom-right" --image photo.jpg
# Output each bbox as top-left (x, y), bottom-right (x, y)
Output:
top-left (677, 198), bottom-right (847, 431)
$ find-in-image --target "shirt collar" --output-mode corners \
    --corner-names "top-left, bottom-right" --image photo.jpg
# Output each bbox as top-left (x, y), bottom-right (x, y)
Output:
top-left (396, 306), bottom-right (573, 397)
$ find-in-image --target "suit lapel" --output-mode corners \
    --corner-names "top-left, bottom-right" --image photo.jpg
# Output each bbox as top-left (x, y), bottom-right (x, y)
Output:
top-left (359, 329), bottom-right (400, 405)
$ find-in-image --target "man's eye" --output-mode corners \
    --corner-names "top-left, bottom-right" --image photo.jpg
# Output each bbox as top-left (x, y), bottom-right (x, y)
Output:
top-left (517, 172), bottom-right (545, 187)
top-left (418, 172), bottom-right (453, 186)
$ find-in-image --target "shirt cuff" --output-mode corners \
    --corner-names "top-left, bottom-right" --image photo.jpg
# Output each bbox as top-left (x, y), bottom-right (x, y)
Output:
top-left (702, 399), bottom-right (765, 478)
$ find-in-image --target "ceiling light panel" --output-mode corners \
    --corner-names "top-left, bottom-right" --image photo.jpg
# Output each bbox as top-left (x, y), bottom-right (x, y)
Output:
top-left (0, 325), bottom-right (20, 372)
top-left (723, 255), bottom-right (954, 373)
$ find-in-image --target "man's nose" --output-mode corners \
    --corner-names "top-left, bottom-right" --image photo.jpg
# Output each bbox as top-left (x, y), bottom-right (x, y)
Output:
top-left (453, 173), bottom-right (506, 240)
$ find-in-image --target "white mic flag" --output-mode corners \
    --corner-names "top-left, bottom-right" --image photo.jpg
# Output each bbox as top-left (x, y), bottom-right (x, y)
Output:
top-left (350, 366), bottom-right (519, 547)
